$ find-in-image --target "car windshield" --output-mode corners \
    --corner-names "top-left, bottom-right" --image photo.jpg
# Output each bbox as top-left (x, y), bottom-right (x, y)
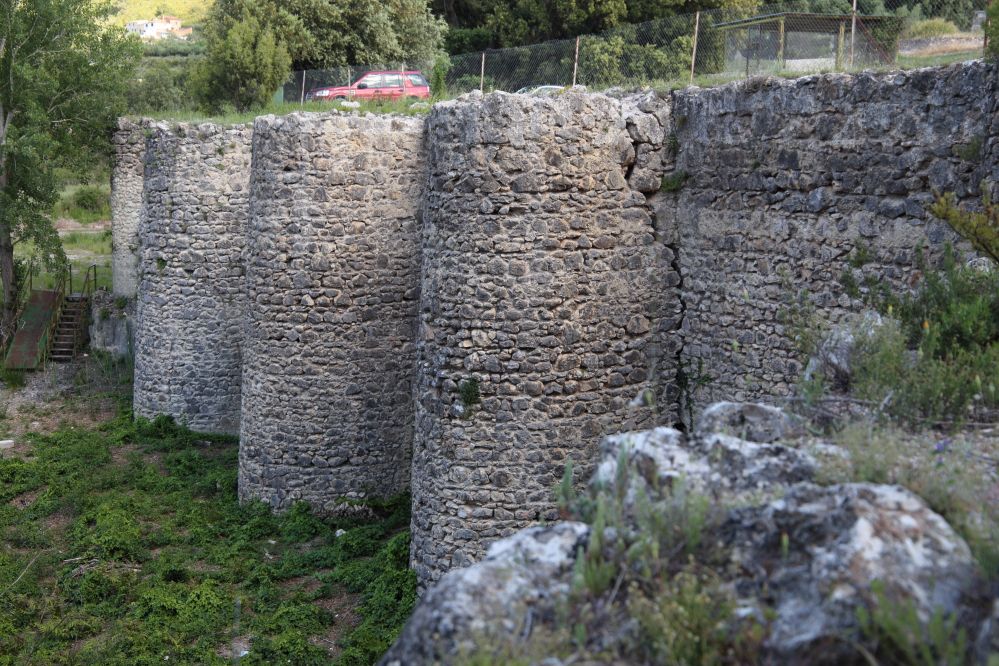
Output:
top-left (407, 74), bottom-right (428, 86)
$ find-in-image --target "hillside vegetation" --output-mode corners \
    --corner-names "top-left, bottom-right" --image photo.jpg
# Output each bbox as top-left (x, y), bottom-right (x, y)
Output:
top-left (112, 0), bottom-right (208, 26)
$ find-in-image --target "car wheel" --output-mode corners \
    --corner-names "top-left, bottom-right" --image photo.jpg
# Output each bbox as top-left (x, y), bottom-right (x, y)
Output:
top-left (335, 96), bottom-right (347, 100)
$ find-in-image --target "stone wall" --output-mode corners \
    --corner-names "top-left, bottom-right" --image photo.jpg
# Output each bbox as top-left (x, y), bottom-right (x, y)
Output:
top-left (659, 63), bottom-right (994, 406)
top-left (133, 123), bottom-right (252, 435)
top-left (89, 290), bottom-right (133, 359)
top-left (409, 93), bottom-right (678, 585)
top-left (111, 119), bottom-right (149, 297)
top-left (237, 113), bottom-right (426, 512)
top-left (116, 61), bottom-right (999, 589)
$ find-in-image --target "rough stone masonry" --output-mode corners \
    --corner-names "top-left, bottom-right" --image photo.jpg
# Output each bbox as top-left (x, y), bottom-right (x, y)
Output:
top-left (115, 61), bottom-right (996, 588)
top-left (410, 92), bottom-right (678, 583)
top-left (133, 122), bottom-right (252, 436)
top-left (110, 118), bottom-right (151, 298)
top-left (238, 113), bottom-right (426, 512)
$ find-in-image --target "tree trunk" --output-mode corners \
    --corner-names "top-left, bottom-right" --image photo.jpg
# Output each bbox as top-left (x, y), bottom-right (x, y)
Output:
top-left (0, 167), bottom-right (14, 333)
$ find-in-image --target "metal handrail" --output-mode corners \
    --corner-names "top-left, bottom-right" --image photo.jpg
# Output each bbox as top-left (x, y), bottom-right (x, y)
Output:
top-left (1, 256), bottom-right (38, 356)
top-left (73, 264), bottom-right (98, 355)
top-left (39, 265), bottom-right (69, 368)
top-left (81, 264), bottom-right (97, 300)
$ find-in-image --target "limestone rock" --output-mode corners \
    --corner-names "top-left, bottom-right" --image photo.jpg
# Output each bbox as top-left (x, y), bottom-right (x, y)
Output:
top-left (593, 423), bottom-right (815, 504)
top-left (695, 401), bottom-right (806, 443)
top-left (388, 421), bottom-right (983, 665)
top-left (724, 482), bottom-right (979, 663)
top-left (89, 291), bottom-right (133, 359)
top-left (967, 256), bottom-right (996, 273)
top-left (380, 522), bottom-right (588, 665)
top-left (974, 597), bottom-right (999, 662)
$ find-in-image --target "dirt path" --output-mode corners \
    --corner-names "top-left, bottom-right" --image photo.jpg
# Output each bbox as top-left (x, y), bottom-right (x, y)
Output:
top-left (0, 359), bottom-right (122, 453)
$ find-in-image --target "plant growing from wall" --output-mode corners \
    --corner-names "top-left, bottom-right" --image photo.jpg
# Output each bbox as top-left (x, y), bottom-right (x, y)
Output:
top-left (659, 170), bottom-right (688, 193)
top-left (930, 192), bottom-right (999, 265)
top-left (458, 377), bottom-right (481, 407)
top-left (676, 357), bottom-right (713, 429)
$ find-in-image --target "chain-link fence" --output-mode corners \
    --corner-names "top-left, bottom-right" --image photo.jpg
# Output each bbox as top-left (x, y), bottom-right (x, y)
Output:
top-left (282, 0), bottom-right (987, 104)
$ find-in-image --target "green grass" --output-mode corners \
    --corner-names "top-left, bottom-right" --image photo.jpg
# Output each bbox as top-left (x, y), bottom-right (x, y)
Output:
top-left (62, 231), bottom-right (112, 256)
top-left (28, 259), bottom-right (113, 293)
top-left (13, 230), bottom-right (113, 294)
top-left (902, 18), bottom-right (960, 40)
top-left (53, 185), bottom-right (111, 225)
top-left (0, 411), bottom-right (416, 665)
top-left (896, 49), bottom-right (983, 68)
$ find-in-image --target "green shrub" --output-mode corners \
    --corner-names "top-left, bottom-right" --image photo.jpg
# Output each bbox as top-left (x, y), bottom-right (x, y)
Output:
top-left (74, 505), bottom-right (144, 561)
top-left (71, 185), bottom-right (108, 214)
top-left (659, 170), bottom-right (688, 193)
top-left (458, 377), bottom-right (481, 406)
top-left (332, 531), bottom-right (417, 665)
top-left (844, 247), bottom-right (999, 425)
top-left (627, 567), bottom-right (751, 665)
top-left (430, 55), bottom-right (451, 100)
top-left (903, 17), bottom-right (960, 39)
top-left (0, 409), bottom-right (418, 664)
top-left (53, 185), bottom-right (111, 224)
top-left (932, 193), bottom-right (999, 264)
top-left (1, 368), bottom-right (26, 389)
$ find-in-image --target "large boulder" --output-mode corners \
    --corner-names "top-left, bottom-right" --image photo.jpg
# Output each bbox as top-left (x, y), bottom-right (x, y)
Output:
top-left (696, 401), bottom-right (806, 443)
top-left (380, 522), bottom-right (588, 665)
top-left (724, 482), bottom-right (979, 663)
top-left (593, 423), bottom-right (815, 505)
top-left (386, 402), bottom-right (986, 664)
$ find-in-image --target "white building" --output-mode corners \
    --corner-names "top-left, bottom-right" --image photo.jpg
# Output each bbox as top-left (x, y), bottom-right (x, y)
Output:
top-left (125, 16), bottom-right (193, 41)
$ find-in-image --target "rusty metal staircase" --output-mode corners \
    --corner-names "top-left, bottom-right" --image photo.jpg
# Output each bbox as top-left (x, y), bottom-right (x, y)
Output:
top-left (2, 263), bottom-right (97, 369)
top-left (50, 264), bottom-right (97, 364)
top-left (50, 293), bottom-right (90, 363)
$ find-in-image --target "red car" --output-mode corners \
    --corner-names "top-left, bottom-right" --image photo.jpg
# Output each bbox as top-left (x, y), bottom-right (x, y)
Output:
top-left (306, 71), bottom-right (430, 102)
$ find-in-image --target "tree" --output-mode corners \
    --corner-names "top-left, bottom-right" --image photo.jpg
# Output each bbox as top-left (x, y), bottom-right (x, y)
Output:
top-left (205, 0), bottom-right (448, 72)
top-left (0, 0), bottom-right (140, 330)
top-left (193, 14), bottom-right (291, 112)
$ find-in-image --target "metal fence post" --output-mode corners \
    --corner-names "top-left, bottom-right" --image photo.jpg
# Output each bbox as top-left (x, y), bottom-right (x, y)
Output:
top-left (850, 0), bottom-right (858, 68)
top-left (480, 52), bottom-right (485, 92)
top-left (836, 21), bottom-right (846, 71)
top-left (572, 36), bottom-right (580, 87)
top-left (299, 70), bottom-right (305, 106)
top-left (778, 17), bottom-right (785, 70)
top-left (690, 11), bottom-right (700, 85)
